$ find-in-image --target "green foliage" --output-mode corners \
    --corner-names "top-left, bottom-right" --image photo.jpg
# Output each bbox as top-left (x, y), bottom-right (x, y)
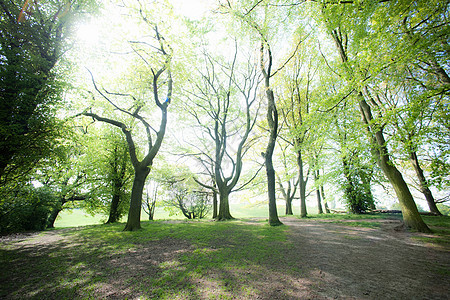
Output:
top-left (0, 0), bottom-right (98, 183)
top-left (163, 177), bottom-right (211, 219)
top-left (436, 204), bottom-right (450, 216)
top-left (0, 184), bottom-right (58, 234)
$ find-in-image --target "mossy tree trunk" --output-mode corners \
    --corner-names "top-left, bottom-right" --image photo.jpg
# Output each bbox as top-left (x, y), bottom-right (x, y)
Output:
top-left (359, 98), bottom-right (431, 232)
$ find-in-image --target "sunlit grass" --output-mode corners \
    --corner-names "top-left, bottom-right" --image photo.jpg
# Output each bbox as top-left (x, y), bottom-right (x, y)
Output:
top-left (1, 219), bottom-right (290, 299)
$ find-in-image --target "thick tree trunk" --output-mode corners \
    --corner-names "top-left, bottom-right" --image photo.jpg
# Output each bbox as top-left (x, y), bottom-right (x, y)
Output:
top-left (359, 98), bottom-right (431, 233)
top-left (124, 166), bottom-right (150, 231)
top-left (46, 206), bottom-right (62, 229)
top-left (217, 189), bottom-right (233, 220)
top-left (297, 149), bottom-right (308, 218)
top-left (409, 151), bottom-right (442, 215)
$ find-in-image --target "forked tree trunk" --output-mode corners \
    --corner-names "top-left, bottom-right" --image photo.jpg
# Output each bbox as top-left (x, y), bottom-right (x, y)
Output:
top-left (409, 151), bottom-right (442, 215)
top-left (285, 198), bottom-right (293, 215)
top-left (277, 176), bottom-right (294, 215)
top-left (359, 98), bottom-right (431, 233)
top-left (124, 166), bottom-right (150, 231)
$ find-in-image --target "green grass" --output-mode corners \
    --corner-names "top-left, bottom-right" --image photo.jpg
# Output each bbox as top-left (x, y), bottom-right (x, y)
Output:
top-left (2, 214), bottom-right (449, 299)
top-left (54, 203), bottom-right (309, 228)
top-left (295, 213), bottom-right (401, 228)
top-left (0, 220), bottom-right (290, 299)
top-left (303, 213), bottom-right (402, 221)
top-left (412, 215), bottom-right (450, 246)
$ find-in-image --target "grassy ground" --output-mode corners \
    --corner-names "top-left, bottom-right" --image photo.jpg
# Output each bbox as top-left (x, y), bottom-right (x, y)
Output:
top-left (54, 203), bottom-right (305, 228)
top-left (1, 214), bottom-right (449, 299)
top-left (1, 219), bottom-right (289, 299)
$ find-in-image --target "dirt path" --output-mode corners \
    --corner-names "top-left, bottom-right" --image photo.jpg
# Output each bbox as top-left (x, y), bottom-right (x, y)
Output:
top-left (279, 217), bottom-right (450, 299)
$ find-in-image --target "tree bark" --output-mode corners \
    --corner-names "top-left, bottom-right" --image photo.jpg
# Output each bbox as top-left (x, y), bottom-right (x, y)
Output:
top-left (217, 189), bottom-right (233, 220)
top-left (359, 97), bottom-right (431, 233)
top-left (314, 169), bottom-right (323, 214)
top-left (123, 166), bottom-right (150, 231)
top-left (46, 206), bottom-right (62, 229)
top-left (297, 148), bottom-right (308, 218)
top-left (409, 151), bottom-right (442, 215)
top-left (212, 190), bottom-right (218, 219)
top-left (107, 192), bottom-right (121, 224)
top-left (320, 169), bottom-right (330, 213)
top-left (265, 88), bottom-right (282, 226)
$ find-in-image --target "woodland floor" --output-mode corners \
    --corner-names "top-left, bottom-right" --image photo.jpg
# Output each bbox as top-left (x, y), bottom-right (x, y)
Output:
top-left (0, 216), bottom-right (449, 299)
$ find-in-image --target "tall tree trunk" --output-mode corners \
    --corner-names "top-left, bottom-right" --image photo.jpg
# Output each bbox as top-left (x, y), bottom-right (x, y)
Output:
top-left (314, 169), bottom-right (323, 214)
top-left (297, 148), bottom-right (308, 218)
top-left (212, 186), bottom-right (218, 219)
top-left (124, 166), bottom-right (150, 231)
top-left (265, 88), bottom-right (282, 226)
top-left (359, 98), bottom-right (431, 233)
top-left (409, 151), bottom-right (442, 215)
top-left (217, 189), bottom-right (233, 220)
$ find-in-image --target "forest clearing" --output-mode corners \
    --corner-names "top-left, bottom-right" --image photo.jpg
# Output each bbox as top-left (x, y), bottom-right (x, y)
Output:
top-left (1, 0), bottom-right (449, 299)
top-left (1, 214), bottom-right (449, 299)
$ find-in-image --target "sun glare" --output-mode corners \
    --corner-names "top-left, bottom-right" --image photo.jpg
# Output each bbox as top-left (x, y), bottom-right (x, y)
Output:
top-left (76, 22), bottom-right (100, 46)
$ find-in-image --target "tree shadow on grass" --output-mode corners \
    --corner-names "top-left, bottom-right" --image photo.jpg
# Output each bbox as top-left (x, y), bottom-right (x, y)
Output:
top-left (0, 221), bottom-right (307, 299)
top-left (2, 218), bottom-right (449, 299)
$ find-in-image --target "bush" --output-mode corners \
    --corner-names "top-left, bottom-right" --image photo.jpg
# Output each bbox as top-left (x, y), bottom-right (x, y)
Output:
top-left (437, 204), bottom-right (450, 216)
top-left (0, 185), bottom-right (57, 234)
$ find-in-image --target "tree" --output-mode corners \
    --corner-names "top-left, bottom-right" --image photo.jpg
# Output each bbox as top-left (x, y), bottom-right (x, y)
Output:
top-left (184, 45), bottom-right (260, 221)
top-left (221, 0), bottom-right (304, 225)
top-left (104, 133), bottom-right (133, 223)
top-left (82, 12), bottom-right (173, 230)
top-left (278, 49), bottom-right (322, 218)
top-left (142, 183), bottom-right (157, 220)
top-left (275, 141), bottom-right (298, 215)
top-left (0, 183), bottom-right (57, 233)
top-left (0, 0), bottom-right (96, 184)
top-left (163, 178), bottom-right (211, 219)
top-left (321, 3), bottom-right (431, 232)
